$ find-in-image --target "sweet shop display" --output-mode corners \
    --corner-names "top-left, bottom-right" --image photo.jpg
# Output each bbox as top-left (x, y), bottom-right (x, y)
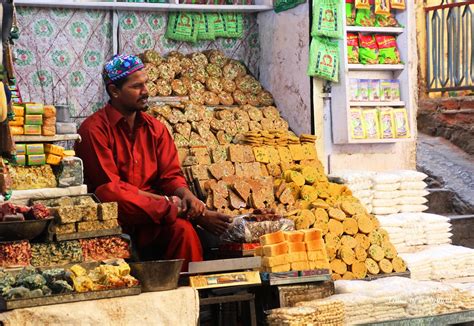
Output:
top-left (30, 241), bottom-right (83, 267)
top-left (267, 300), bottom-right (345, 326)
top-left (0, 241), bottom-right (31, 268)
top-left (69, 263), bottom-right (138, 293)
top-left (80, 236), bottom-right (131, 262)
top-left (8, 103), bottom-right (56, 136)
top-left (8, 165), bottom-right (57, 190)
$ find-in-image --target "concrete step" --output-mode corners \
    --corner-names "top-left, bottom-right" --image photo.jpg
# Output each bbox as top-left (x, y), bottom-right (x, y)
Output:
top-left (449, 215), bottom-right (474, 249)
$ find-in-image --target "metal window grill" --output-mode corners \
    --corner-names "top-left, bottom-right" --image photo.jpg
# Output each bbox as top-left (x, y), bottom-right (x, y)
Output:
top-left (425, 0), bottom-right (474, 92)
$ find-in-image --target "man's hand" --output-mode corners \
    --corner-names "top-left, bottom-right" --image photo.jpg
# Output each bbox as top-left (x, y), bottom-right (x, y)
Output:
top-left (195, 210), bottom-right (232, 236)
top-left (174, 187), bottom-right (206, 219)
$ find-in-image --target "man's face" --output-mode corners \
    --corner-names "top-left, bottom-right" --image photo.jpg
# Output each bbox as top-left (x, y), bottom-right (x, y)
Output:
top-left (111, 69), bottom-right (149, 112)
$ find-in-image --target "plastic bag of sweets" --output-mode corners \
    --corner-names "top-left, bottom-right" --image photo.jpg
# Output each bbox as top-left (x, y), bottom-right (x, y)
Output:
top-left (358, 34), bottom-right (379, 64)
top-left (196, 13), bottom-right (215, 41)
top-left (350, 108), bottom-right (366, 139)
top-left (362, 109), bottom-right (381, 139)
top-left (165, 13), bottom-right (199, 43)
top-left (379, 108), bottom-right (395, 139)
top-left (376, 35), bottom-right (401, 64)
top-left (274, 0), bottom-right (305, 13)
top-left (346, 0), bottom-right (356, 25)
top-left (347, 33), bottom-right (359, 64)
top-left (311, 0), bottom-right (343, 39)
top-left (355, 8), bottom-right (376, 27)
top-left (375, 13), bottom-right (400, 27)
top-left (393, 108), bottom-right (410, 138)
top-left (307, 36), bottom-right (340, 82)
top-left (375, 0), bottom-right (390, 16)
top-left (221, 13), bottom-right (244, 38)
top-left (391, 0), bottom-right (405, 10)
top-left (355, 0), bottom-right (370, 9)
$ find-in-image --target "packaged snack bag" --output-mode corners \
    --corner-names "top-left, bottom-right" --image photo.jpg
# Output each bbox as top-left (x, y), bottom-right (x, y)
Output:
top-left (393, 108), bottom-right (410, 138)
top-left (380, 80), bottom-right (393, 101)
top-left (390, 0), bottom-right (405, 10)
top-left (375, 14), bottom-right (400, 27)
top-left (312, 0), bottom-right (343, 39)
top-left (359, 34), bottom-right (379, 64)
top-left (346, 0), bottom-right (356, 25)
top-left (357, 79), bottom-right (369, 101)
top-left (355, 0), bottom-right (370, 9)
top-left (375, 0), bottom-right (390, 16)
top-left (363, 109), bottom-right (381, 139)
top-left (196, 13), bottom-right (216, 41)
top-left (378, 108), bottom-right (395, 139)
top-left (376, 35), bottom-right (401, 64)
top-left (307, 36), bottom-right (340, 82)
top-left (221, 13), bottom-right (244, 38)
top-left (368, 79), bottom-right (381, 101)
top-left (274, 0), bottom-right (305, 13)
top-left (356, 9), bottom-right (376, 26)
top-left (391, 80), bottom-right (401, 101)
top-left (166, 13), bottom-right (199, 43)
top-left (347, 33), bottom-right (359, 64)
top-left (349, 79), bottom-right (359, 101)
top-left (350, 108), bottom-right (366, 139)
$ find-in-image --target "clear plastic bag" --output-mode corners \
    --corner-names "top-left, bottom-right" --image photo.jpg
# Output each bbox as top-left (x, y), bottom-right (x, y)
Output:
top-left (220, 215), bottom-right (295, 243)
top-left (57, 157), bottom-right (83, 188)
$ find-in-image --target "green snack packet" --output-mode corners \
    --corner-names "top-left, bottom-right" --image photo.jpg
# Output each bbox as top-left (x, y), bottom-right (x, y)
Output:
top-left (197, 13), bottom-right (216, 41)
top-left (212, 13), bottom-right (226, 37)
top-left (355, 9), bottom-right (375, 27)
top-left (165, 12), bottom-right (198, 43)
top-left (274, 0), bottom-right (305, 13)
top-left (307, 36), bottom-right (339, 83)
top-left (311, 0), bottom-right (343, 39)
top-left (346, 3), bottom-right (355, 26)
top-left (222, 13), bottom-right (244, 38)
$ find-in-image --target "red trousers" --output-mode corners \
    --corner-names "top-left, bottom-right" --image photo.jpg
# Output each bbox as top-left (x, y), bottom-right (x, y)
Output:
top-left (96, 183), bottom-right (203, 272)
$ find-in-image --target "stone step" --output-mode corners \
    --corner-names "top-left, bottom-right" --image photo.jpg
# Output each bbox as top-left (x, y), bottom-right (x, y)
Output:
top-left (426, 188), bottom-right (456, 215)
top-left (449, 215), bottom-right (474, 249)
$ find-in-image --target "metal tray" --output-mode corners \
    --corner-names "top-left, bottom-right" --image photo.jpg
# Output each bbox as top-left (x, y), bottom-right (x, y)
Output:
top-left (260, 269), bottom-right (332, 286)
top-left (129, 259), bottom-right (183, 292)
top-left (0, 217), bottom-right (54, 242)
top-left (0, 286), bottom-right (141, 311)
top-left (364, 270), bottom-right (411, 281)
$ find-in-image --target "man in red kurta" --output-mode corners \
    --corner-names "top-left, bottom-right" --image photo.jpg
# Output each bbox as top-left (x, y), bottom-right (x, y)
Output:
top-left (75, 54), bottom-right (230, 271)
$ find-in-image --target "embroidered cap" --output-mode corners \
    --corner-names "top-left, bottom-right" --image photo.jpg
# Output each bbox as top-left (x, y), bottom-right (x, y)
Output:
top-left (102, 54), bottom-right (145, 85)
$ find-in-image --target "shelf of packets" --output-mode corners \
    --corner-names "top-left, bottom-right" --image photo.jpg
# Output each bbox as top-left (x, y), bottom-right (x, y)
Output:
top-left (349, 106), bottom-right (410, 142)
top-left (9, 103), bottom-right (77, 137)
top-left (349, 78), bottom-right (402, 105)
top-left (346, 0), bottom-right (406, 28)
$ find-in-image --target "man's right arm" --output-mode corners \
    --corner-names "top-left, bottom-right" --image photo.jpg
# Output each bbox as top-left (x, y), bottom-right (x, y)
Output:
top-left (75, 123), bottom-right (178, 226)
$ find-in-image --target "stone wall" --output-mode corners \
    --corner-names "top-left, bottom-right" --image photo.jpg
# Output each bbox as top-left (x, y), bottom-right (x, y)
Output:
top-left (450, 216), bottom-right (474, 249)
top-left (418, 96), bottom-right (474, 154)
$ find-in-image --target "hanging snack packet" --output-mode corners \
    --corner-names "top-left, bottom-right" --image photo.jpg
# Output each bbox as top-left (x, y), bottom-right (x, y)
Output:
top-left (350, 108), bottom-right (366, 139)
top-left (393, 108), bottom-right (410, 138)
top-left (274, 0), bottom-right (305, 13)
top-left (307, 36), bottom-right (340, 82)
top-left (380, 79), bottom-right (392, 101)
top-left (390, 0), bottom-right (405, 10)
top-left (347, 33), bottom-right (359, 64)
top-left (346, 0), bottom-right (356, 26)
top-left (379, 108), bottom-right (395, 139)
top-left (359, 34), bottom-right (379, 64)
top-left (363, 109), bottom-right (381, 139)
top-left (165, 12), bottom-right (199, 43)
top-left (375, 0), bottom-right (390, 16)
top-left (312, 0), bottom-right (343, 39)
top-left (357, 79), bottom-right (369, 101)
top-left (355, 9), bottom-right (376, 27)
top-left (355, 0), bottom-right (370, 9)
top-left (376, 35), bottom-right (401, 64)
top-left (196, 13), bottom-right (216, 41)
top-left (212, 13), bottom-right (226, 37)
top-left (349, 79), bottom-right (359, 101)
top-left (375, 14), bottom-right (400, 27)
top-left (391, 80), bottom-right (401, 101)
top-left (222, 13), bottom-right (244, 38)
top-left (368, 79), bottom-right (381, 101)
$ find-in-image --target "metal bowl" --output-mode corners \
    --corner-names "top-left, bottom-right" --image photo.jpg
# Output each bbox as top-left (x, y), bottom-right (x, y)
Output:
top-left (129, 259), bottom-right (184, 292)
top-left (0, 217), bottom-right (54, 241)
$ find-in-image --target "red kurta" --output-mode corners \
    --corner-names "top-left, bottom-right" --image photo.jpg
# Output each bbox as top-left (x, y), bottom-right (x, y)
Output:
top-left (75, 103), bottom-right (202, 270)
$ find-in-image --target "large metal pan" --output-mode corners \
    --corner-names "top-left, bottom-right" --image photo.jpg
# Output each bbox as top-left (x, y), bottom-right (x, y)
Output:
top-left (0, 217), bottom-right (54, 241)
top-left (129, 259), bottom-right (184, 292)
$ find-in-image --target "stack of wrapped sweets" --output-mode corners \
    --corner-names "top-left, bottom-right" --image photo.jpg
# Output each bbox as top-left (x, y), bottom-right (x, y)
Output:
top-left (370, 172), bottom-right (401, 216)
top-left (42, 105), bottom-right (57, 136)
top-left (396, 170), bottom-right (429, 213)
top-left (329, 171), bottom-right (373, 213)
top-left (268, 300), bottom-right (344, 326)
top-left (14, 143), bottom-right (46, 166)
top-left (314, 277), bottom-right (474, 324)
top-left (378, 213), bottom-right (452, 253)
top-left (256, 229), bottom-right (330, 273)
top-left (399, 244), bottom-right (474, 281)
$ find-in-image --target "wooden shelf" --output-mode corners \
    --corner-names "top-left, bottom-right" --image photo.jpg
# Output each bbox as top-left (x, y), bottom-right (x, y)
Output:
top-left (348, 64), bottom-right (405, 71)
top-left (13, 134), bottom-right (81, 143)
top-left (346, 26), bottom-right (404, 34)
top-left (348, 138), bottom-right (413, 144)
top-left (349, 101), bottom-right (405, 107)
top-left (15, 0), bottom-right (273, 13)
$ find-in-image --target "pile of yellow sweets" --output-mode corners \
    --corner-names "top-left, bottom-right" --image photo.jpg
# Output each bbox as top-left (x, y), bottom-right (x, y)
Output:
top-left (274, 165), bottom-right (407, 280)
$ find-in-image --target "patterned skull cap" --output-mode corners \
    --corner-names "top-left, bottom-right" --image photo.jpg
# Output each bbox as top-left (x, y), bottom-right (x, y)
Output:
top-left (102, 54), bottom-right (145, 85)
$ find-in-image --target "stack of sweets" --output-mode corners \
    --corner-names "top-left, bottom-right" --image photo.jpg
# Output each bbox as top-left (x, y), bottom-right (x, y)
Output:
top-left (286, 231), bottom-right (309, 271)
top-left (295, 300), bottom-right (345, 325)
top-left (370, 173), bottom-right (401, 216)
top-left (396, 170), bottom-right (429, 213)
top-left (330, 171), bottom-right (373, 213)
top-left (15, 143), bottom-right (46, 166)
top-left (44, 144), bottom-right (64, 166)
top-left (23, 103), bottom-right (44, 136)
top-left (9, 105), bottom-right (25, 135)
top-left (303, 229), bottom-right (330, 270)
top-left (299, 134), bottom-right (317, 144)
top-left (241, 130), bottom-right (300, 146)
top-left (42, 105), bottom-right (57, 136)
top-left (258, 230), bottom-right (290, 273)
